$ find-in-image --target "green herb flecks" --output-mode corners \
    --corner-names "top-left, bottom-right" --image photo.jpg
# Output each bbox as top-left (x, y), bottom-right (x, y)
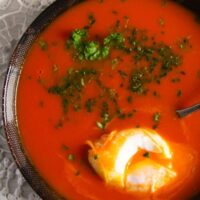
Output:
top-left (96, 102), bottom-right (112, 129)
top-left (67, 29), bottom-right (125, 61)
top-left (171, 77), bottom-right (181, 83)
top-left (130, 69), bottom-right (148, 94)
top-left (38, 39), bottom-right (48, 51)
top-left (143, 152), bottom-right (150, 158)
top-left (104, 32), bottom-right (125, 47)
top-left (85, 98), bottom-right (96, 112)
top-left (157, 45), bottom-right (182, 77)
top-left (62, 145), bottom-right (70, 151)
top-left (67, 154), bottom-right (75, 161)
top-left (93, 154), bottom-right (99, 160)
top-left (49, 22), bottom-right (184, 128)
top-left (159, 18), bottom-right (165, 26)
top-left (177, 89), bottom-right (182, 97)
top-left (111, 58), bottom-right (119, 69)
top-left (88, 14), bottom-right (96, 26)
top-left (48, 68), bottom-right (97, 112)
top-left (178, 37), bottom-right (191, 49)
top-left (153, 112), bottom-right (161, 123)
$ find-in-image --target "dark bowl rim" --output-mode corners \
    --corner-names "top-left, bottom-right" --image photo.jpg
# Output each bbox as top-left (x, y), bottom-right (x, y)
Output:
top-left (1, 0), bottom-right (83, 199)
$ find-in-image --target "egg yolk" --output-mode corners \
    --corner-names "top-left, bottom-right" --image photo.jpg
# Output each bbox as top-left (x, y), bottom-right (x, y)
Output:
top-left (87, 128), bottom-right (195, 194)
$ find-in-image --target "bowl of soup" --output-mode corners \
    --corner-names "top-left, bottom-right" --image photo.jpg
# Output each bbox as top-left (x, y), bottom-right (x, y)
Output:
top-left (2, 0), bottom-right (200, 199)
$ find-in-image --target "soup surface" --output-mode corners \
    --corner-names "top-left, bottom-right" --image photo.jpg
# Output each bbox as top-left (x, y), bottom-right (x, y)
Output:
top-left (17, 0), bottom-right (200, 199)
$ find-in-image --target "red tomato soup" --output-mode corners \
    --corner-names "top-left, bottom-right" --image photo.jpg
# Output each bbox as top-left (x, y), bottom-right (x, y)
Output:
top-left (17, 0), bottom-right (200, 199)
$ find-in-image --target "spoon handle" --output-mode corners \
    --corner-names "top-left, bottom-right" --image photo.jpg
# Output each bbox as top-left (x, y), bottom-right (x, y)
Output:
top-left (176, 103), bottom-right (200, 118)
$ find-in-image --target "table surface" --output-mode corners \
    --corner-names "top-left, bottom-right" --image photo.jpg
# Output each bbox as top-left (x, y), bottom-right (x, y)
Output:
top-left (0, 1), bottom-right (56, 199)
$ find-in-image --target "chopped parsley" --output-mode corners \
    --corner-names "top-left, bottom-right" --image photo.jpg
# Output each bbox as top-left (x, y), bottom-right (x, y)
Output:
top-left (153, 112), bottom-right (161, 123)
top-left (62, 145), bottom-right (70, 151)
top-left (38, 39), bottom-right (48, 50)
top-left (67, 29), bottom-right (125, 61)
top-left (130, 69), bottom-right (147, 94)
top-left (93, 154), bottom-right (99, 160)
top-left (177, 89), bottom-right (182, 97)
top-left (96, 121), bottom-right (105, 129)
top-left (48, 22), bottom-right (184, 128)
top-left (171, 77), bottom-right (181, 83)
top-left (104, 32), bottom-right (125, 47)
top-left (88, 14), bottom-right (96, 26)
top-left (52, 64), bottom-right (59, 73)
top-left (67, 154), bottom-right (75, 161)
top-left (143, 152), bottom-right (150, 158)
top-left (127, 96), bottom-right (133, 103)
top-left (178, 37), bottom-right (191, 49)
top-left (85, 98), bottom-right (96, 112)
top-left (48, 68), bottom-right (97, 112)
top-left (111, 58), bottom-right (119, 69)
top-left (159, 18), bottom-right (165, 26)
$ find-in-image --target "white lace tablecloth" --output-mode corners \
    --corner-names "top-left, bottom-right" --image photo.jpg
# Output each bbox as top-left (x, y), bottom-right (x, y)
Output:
top-left (0, 1), bottom-right (56, 199)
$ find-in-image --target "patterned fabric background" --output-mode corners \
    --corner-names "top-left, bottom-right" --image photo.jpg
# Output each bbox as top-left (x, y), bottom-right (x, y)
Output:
top-left (0, 1), bottom-right (55, 199)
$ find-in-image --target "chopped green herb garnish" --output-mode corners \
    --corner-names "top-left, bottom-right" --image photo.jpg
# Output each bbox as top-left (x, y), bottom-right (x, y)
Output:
top-left (94, 154), bottom-right (99, 160)
top-left (96, 105), bottom-right (111, 129)
top-left (153, 91), bottom-right (159, 97)
top-left (55, 120), bottom-right (63, 129)
top-left (178, 37), bottom-right (190, 49)
top-left (85, 98), bottom-right (96, 112)
top-left (118, 112), bottom-right (126, 119)
top-left (88, 14), bottom-right (96, 26)
top-left (104, 32), bottom-right (125, 48)
top-left (130, 69), bottom-right (147, 94)
top-left (52, 64), bottom-right (59, 73)
top-left (62, 145), bottom-right (69, 151)
top-left (159, 18), bottom-right (165, 26)
top-left (127, 112), bottom-right (133, 118)
top-left (48, 68), bottom-right (97, 113)
top-left (48, 23), bottom-right (184, 128)
top-left (68, 29), bottom-right (124, 61)
top-left (111, 58), bottom-right (119, 69)
top-left (171, 77), bottom-right (181, 83)
top-left (143, 152), bottom-right (150, 158)
top-left (115, 20), bottom-right (121, 29)
top-left (68, 154), bottom-right (75, 161)
top-left (70, 28), bottom-right (87, 47)
top-left (38, 39), bottom-right (48, 50)
top-left (152, 124), bottom-right (158, 129)
top-left (177, 89), bottom-right (182, 97)
top-left (84, 41), bottom-right (101, 60)
top-left (118, 70), bottom-right (128, 79)
top-left (153, 112), bottom-right (161, 123)
top-left (73, 104), bottom-right (81, 112)
top-left (127, 96), bottom-right (133, 103)
top-left (96, 121), bottom-right (105, 129)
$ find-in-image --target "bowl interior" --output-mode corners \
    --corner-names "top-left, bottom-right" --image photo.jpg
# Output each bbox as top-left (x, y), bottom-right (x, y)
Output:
top-left (2, 0), bottom-right (200, 199)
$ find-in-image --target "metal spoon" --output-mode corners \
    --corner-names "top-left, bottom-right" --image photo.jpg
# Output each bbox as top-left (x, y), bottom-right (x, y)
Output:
top-left (176, 103), bottom-right (200, 118)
